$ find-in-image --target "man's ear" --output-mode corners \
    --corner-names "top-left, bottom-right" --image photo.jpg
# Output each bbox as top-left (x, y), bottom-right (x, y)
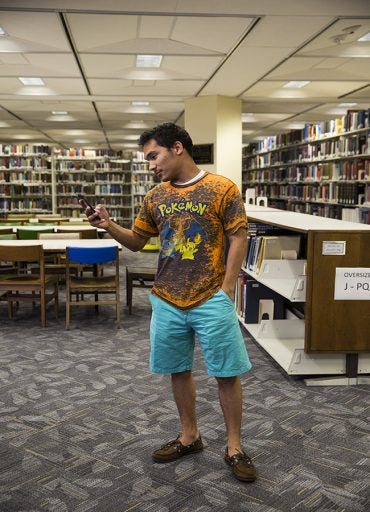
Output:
top-left (173, 141), bottom-right (184, 154)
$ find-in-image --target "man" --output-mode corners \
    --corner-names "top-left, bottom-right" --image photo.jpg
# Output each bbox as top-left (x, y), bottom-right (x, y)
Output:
top-left (82, 122), bottom-right (256, 482)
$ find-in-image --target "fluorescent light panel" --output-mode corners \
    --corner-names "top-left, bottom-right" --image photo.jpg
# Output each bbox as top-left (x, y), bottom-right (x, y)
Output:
top-left (18, 77), bottom-right (45, 85)
top-left (358, 31), bottom-right (370, 42)
top-left (0, 26), bottom-right (6, 36)
top-left (136, 55), bottom-right (162, 68)
top-left (283, 81), bottom-right (310, 89)
top-left (338, 103), bottom-right (358, 107)
top-left (132, 101), bottom-right (149, 106)
top-left (52, 111), bottom-right (68, 115)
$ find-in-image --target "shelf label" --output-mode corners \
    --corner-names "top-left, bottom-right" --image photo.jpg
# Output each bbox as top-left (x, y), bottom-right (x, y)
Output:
top-left (322, 241), bottom-right (346, 255)
top-left (334, 268), bottom-right (370, 300)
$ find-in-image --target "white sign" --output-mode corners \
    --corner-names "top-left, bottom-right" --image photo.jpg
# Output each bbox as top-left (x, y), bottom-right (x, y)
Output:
top-left (322, 241), bottom-right (346, 255)
top-left (334, 268), bottom-right (370, 300)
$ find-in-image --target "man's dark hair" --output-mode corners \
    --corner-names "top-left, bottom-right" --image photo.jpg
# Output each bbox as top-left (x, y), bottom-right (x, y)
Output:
top-left (139, 122), bottom-right (193, 156)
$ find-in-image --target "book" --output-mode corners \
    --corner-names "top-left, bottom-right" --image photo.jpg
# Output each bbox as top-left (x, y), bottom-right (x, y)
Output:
top-left (243, 279), bottom-right (285, 324)
top-left (255, 235), bottom-right (301, 273)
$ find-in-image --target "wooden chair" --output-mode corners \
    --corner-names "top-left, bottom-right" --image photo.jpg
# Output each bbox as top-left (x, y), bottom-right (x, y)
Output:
top-left (0, 228), bottom-right (14, 235)
top-left (37, 232), bottom-right (81, 281)
top-left (56, 227), bottom-right (98, 239)
top-left (0, 233), bottom-right (16, 240)
top-left (38, 232), bottom-right (81, 240)
top-left (17, 227), bottom-right (54, 240)
top-left (126, 266), bottom-right (156, 314)
top-left (0, 245), bottom-right (59, 327)
top-left (0, 234), bottom-right (17, 274)
top-left (37, 219), bottom-right (61, 225)
top-left (65, 246), bottom-right (120, 329)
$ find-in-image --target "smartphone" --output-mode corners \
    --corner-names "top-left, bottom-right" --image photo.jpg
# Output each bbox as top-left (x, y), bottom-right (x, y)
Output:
top-left (77, 194), bottom-right (101, 220)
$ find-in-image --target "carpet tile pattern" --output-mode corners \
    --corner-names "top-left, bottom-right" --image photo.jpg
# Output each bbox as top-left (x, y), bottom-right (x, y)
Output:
top-left (0, 249), bottom-right (368, 511)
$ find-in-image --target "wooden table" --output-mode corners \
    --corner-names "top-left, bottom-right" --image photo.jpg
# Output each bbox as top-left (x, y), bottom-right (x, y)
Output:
top-left (0, 225), bottom-right (106, 235)
top-left (0, 238), bottom-right (121, 252)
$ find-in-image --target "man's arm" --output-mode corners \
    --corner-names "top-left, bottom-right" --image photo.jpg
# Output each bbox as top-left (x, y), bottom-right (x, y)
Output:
top-left (87, 204), bottom-right (149, 252)
top-left (222, 227), bottom-right (248, 300)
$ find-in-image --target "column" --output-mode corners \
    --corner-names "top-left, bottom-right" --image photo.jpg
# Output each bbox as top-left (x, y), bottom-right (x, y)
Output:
top-left (184, 95), bottom-right (242, 191)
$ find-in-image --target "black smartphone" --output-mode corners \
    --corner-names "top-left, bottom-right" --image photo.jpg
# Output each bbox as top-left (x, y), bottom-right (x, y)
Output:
top-left (77, 194), bottom-right (101, 220)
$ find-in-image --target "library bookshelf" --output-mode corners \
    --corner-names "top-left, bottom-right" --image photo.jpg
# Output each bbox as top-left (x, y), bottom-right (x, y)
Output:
top-left (131, 153), bottom-right (155, 218)
top-left (0, 144), bottom-right (52, 215)
top-left (1, 145), bottom-right (157, 226)
top-left (242, 111), bottom-right (370, 224)
top-left (239, 205), bottom-right (370, 385)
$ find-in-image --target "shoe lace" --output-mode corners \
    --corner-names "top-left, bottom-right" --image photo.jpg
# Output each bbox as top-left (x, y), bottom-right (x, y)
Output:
top-left (228, 449), bottom-right (253, 467)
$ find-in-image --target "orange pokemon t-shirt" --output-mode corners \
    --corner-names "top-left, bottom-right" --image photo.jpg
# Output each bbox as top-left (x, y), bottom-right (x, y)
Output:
top-left (133, 172), bottom-right (247, 309)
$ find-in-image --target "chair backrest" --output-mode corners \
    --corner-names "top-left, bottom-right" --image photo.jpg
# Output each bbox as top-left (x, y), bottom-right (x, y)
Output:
top-left (67, 246), bottom-right (118, 264)
top-left (56, 228), bottom-right (98, 239)
top-left (0, 244), bottom-right (43, 263)
top-left (17, 228), bottom-right (55, 240)
top-left (0, 233), bottom-right (17, 240)
top-left (0, 228), bottom-right (14, 234)
top-left (0, 221), bottom-right (24, 226)
top-left (38, 232), bottom-right (81, 240)
top-left (37, 214), bottom-right (62, 219)
top-left (37, 219), bottom-right (60, 224)
top-left (59, 221), bottom-right (87, 226)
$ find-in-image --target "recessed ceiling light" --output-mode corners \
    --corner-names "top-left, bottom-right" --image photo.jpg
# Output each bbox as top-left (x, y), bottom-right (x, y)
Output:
top-left (18, 77), bottom-right (45, 86)
top-left (132, 101), bottom-right (150, 106)
top-left (358, 31), bottom-right (370, 42)
top-left (52, 111), bottom-right (68, 115)
top-left (0, 26), bottom-right (7, 36)
top-left (136, 55), bottom-right (163, 68)
top-left (338, 103), bottom-right (358, 107)
top-left (283, 81), bottom-right (310, 89)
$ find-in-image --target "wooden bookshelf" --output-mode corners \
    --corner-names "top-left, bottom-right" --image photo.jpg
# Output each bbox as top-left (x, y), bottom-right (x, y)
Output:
top-left (238, 205), bottom-right (370, 385)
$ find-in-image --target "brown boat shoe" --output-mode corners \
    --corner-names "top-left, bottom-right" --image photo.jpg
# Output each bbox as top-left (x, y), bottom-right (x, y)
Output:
top-left (224, 448), bottom-right (257, 482)
top-left (152, 433), bottom-right (204, 463)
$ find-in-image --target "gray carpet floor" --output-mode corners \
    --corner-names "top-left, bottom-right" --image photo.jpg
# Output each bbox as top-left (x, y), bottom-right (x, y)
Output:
top-left (0, 248), bottom-right (368, 512)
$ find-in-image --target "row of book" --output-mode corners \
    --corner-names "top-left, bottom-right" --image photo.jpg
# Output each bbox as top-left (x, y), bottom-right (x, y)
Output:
top-left (0, 198), bottom-right (51, 210)
top-left (244, 159), bottom-right (370, 182)
top-left (245, 141), bottom-right (370, 168)
top-left (250, 110), bottom-right (370, 152)
top-left (0, 171), bottom-right (52, 183)
top-left (55, 161), bottom-right (99, 171)
top-left (235, 272), bottom-right (286, 324)
top-left (1, 184), bottom-right (51, 194)
top-left (132, 183), bottom-right (153, 195)
top-left (248, 182), bottom-right (366, 206)
top-left (246, 224), bottom-right (301, 274)
top-left (285, 202), bottom-right (370, 223)
top-left (54, 148), bottom-right (122, 158)
top-left (0, 157), bottom-right (50, 170)
top-left (0, 144), bottom-right (51, 156)
top-left (132, 162), bottom-right (149, 171)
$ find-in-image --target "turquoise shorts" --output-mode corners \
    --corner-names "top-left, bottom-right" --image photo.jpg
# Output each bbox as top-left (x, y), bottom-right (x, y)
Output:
top-left (149, 290), bottom-right (252, 377)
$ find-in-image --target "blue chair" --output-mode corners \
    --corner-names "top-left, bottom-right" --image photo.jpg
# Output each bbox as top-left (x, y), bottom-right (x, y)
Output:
top-left (65, 246), bottom-right (120, 329)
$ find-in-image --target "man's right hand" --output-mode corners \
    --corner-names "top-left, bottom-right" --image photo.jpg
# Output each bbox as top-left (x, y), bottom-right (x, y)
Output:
top-left (88, 204), bottom-right (110, 229)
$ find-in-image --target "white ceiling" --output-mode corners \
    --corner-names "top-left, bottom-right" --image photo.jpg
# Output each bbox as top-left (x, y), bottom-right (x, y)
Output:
top-left (0, 0), bottom-right (369, 150)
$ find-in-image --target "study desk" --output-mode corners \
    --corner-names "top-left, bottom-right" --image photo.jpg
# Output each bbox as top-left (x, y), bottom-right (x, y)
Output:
top-left (0, 225), bottom-right (106, 235)
top-left (0, 238), bottom-right (121, 253)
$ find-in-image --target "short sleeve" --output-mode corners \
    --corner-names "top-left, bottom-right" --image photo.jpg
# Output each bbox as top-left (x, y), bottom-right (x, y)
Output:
top-left (132, 193), bottom-right (159, 237)
top-left (221, 184), bottom-right (248, 234)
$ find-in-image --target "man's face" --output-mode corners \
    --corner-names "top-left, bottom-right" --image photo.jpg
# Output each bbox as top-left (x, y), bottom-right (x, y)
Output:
top-left (143, 139), bottom-right (180, 182)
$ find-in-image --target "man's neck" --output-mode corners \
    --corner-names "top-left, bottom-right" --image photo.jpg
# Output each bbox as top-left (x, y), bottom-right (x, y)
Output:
top-left (174, 168), bottom-right (204, 185)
